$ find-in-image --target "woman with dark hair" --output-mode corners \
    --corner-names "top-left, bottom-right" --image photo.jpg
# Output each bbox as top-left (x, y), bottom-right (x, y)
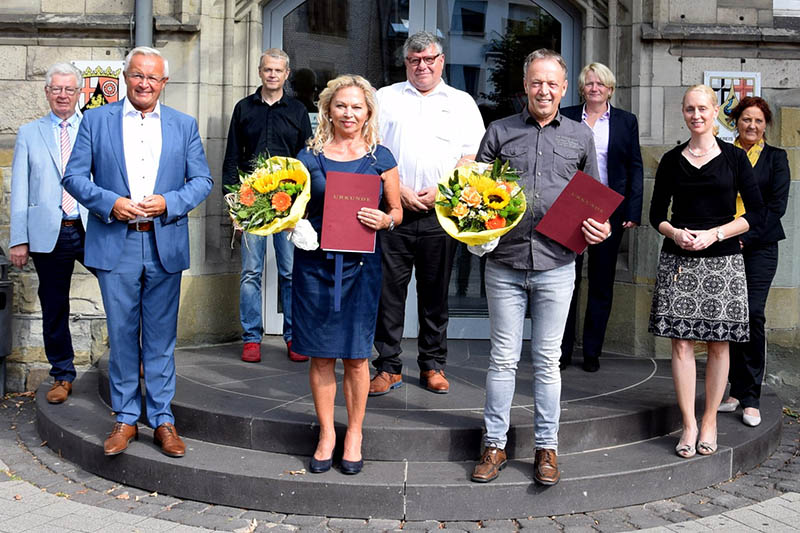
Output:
top-left (718, 97), bottom-right (790, 427)
top-left (649, 85), bottom-right (763, 458)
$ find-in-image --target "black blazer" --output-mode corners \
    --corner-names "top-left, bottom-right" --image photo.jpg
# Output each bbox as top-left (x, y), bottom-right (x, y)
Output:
top-left (739, 142), bottom-right (790, 247)
top-left (561, 104), bottom-right (644, 225)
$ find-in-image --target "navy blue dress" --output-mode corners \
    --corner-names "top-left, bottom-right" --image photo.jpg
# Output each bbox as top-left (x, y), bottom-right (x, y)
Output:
top-left (292, 145), bottom-right (397, 359)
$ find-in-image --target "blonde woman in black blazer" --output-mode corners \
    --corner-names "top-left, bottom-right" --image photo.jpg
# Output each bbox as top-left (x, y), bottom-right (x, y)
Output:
top-left (719, 97), bottom-right (791, 427)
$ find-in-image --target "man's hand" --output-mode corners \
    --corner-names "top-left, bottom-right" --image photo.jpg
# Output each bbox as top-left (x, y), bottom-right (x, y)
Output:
top-left (112, 197), bottom-right (147, 221)
top-left (9, 244), bottom-right (29, 268)
top-left (582, 218), bottom-right (611, 245)
top-left (138, 195), bottom-right (167, 218)
top-left (416, 186), bottom-right (438, 210)
top-left (400, 183), bottom-right (428, 211)
top-left (622, 221), bottom-right (638, 229)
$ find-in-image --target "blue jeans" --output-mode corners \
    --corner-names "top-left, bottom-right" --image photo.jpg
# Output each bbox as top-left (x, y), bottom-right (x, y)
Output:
top-left (483, 259), bottom-right (575, 451)
top-left (240, 232), bottom-right (293, 343)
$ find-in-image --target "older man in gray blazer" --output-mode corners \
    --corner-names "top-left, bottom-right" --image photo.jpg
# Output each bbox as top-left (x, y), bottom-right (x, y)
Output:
top-left (9, 62), bottom-right (89, 404)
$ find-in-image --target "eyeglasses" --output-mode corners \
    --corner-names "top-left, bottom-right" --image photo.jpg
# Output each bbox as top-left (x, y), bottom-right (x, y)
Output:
top-left (47, 86), bottom-right (79, 95)
top-left (405, 54), bottom-right (441, 67)
top-left (127, 73), bottom-right (167, 85)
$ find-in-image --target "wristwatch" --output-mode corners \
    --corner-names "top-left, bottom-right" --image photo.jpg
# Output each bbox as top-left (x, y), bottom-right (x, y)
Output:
top-left (387, 215), bottom-right (395, 232)
top-left (716, 227), bottom-right (725, 242)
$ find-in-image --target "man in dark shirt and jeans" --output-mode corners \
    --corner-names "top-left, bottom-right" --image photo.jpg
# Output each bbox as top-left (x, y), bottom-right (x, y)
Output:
top-left (222, 48), bottom-right (312, 363)
top-left (470, 49), bottom-right (611, 486)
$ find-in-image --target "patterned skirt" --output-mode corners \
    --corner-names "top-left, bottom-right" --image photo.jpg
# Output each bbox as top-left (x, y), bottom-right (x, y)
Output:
top-left (649, 251), bottom-right (749, 342)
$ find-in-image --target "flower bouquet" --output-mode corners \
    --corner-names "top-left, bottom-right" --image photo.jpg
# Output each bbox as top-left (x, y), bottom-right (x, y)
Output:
top-left (224, 155), bottom-right (311, 236)
top-left (435, 159), bottom-right (526, 245)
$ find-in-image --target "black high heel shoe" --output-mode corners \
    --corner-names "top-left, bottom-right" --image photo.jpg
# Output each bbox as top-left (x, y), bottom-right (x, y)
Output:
top-left (309, 455), bottom-right (333, 473)
top-left (340, 458), bottom-right (363, 475)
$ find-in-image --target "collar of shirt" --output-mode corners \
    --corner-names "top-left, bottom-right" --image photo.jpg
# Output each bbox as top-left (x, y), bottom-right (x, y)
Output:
top-left (123, 97), bottom-right (161, 119)
top-left (521, 106), bottom-right (563, 128)
top-left (581, 102), bottom-right (611, 122)
top-left (401, 79), bottom-right (449, 98)
top-left (49, 111), bottom-right (80, 129)
top-left (250, 87), bottom-right (288, 107)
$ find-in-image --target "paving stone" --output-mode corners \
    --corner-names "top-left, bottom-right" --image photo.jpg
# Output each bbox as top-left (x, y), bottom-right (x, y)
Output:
top-left (724, 507), bottom-right (795, 531)
top-left (586, 509), bottom-right (632, 532)
top-left (553, 513), bottom-right (598, 528)
top-left (201, 504), bottom-right (245, 518)
top-left (239, 510), bottom-right (287, 523)
top-left (624, 507), bottom-right (672, 529)
top-left (283, 515), bottom-right (327, 527)
top-left (35, 499), bottom-right (79, 517)
top-left (644, 500), bottom-right (683, 514)
top-left (441, 521), bottom-right (480, 531)
top-left (169, 500), bottom-right (210, 513)
top-left (677, 501), bottom-right (728, 518)
top-left (68, 490), bottom-right (112, 506)
top-left (94, 496), bottom-right (139, 513)
top-left (254, 525), bottom-right (296, 533)
top-left (128, 502), bottom-right (170, 517)
top-left (0, 511), bottom-right (57, 532)
top-left (135, 516), bottom-right (189, 531)
top-left (401, 520), bottom-right (441, 530)
top-left (56, 512), bottom-right (108, 532)
top-left (327, 518), bottom-right (370, 529)
top-left (776, 479), bottom-right (800, 492)
top-left (365, 519), bottom-right (403, 530)
top-left (694, 487), bottom-right (756, 509)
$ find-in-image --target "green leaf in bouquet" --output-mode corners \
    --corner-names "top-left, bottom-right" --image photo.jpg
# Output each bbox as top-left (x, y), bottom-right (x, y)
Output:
top-left (437, 183), bottom-right (453, 199)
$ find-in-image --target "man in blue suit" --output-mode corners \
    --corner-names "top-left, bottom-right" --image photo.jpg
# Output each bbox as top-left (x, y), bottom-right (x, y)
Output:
top-left (63, 47), bottom-right (213, 458)
top-left (9, 62), bottom-right (90, 404)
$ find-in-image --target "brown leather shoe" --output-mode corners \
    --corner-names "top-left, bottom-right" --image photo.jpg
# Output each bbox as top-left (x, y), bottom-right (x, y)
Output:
top-left (420, 369), bottom-right (449, 394)
top-left (471, 446), bottom-right (507, 483)
top-left (46, 381), bottom-right (72, 404)
top-left (154, 422), bottom-right (186, 458)
top-left (368, 371), bottom-right (403, 396)
top-left (534, 448), bottom-right (560, 485)
top-left (104, 422), bottom-right (138, 456)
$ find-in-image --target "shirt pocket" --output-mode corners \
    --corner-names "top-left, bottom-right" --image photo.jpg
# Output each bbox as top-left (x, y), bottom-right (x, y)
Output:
top-left (553, 145), bottom-right (580, 181)
top-left (499, 143), bottom-right (530, 174)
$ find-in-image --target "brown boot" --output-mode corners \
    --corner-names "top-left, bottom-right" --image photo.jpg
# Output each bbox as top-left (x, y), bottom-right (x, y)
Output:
top-left (46, 381), bottom-right (72, 404)
top-left (471, 446), bottom-right (507, 483)
top-left (534, 448), bottom-right (560, 485)
top-left (420, 369), bottom-right (449, 394)
top-left (154, 422), bottom-right (186, 458)
top-left (104, 422), bottom-right (138, 456)
top-left (368, 371), bottom-right (403, 396)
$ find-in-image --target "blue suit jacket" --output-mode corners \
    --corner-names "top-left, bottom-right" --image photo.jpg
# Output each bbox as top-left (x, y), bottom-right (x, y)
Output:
top-left (10, 114), bottom-right (89, 253)
top-left (63, 101), bottom-right (212, 273)
top-left (560, 104), bottom-right (644, 225)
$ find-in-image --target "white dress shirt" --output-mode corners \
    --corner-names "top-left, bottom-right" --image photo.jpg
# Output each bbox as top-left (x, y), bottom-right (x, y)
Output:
top-left (581, 103), bottom-right (610, 187)
top-left (376, 80), bottom-right (485, 191)
top-left (51, 111), bottom-right (81, 218)
top-left (122, 98), bottom-right (162, 220)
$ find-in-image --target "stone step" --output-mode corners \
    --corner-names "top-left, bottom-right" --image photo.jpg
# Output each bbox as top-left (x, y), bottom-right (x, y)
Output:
top-left (36, 370), bottom-right (782, 520)
top-left (96, 341), bottom-right (687, 461)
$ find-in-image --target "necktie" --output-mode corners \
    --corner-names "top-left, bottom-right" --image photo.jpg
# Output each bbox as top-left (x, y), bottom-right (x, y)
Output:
top-left (60, 120), bottom-right (77, 216)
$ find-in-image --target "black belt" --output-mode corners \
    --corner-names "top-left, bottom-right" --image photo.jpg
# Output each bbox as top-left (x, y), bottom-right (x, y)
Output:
top-left (128, 221), bottom-right (154, 231)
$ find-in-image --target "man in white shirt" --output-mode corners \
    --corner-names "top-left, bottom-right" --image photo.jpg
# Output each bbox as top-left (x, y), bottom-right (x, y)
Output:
top-left (370, 31), bottom-right (485, 396)
top-left (9, 62), bottom-right (89, 405)
top-left (64, 47), bottom-right (213, 458)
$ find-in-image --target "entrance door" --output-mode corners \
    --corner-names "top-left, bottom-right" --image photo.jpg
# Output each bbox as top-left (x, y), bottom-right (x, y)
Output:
top-left (261, 0), bottom-right (581, 338)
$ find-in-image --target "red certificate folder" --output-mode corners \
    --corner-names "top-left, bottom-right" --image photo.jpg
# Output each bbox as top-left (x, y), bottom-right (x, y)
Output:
top-left (320, 171), bottom-right (381, 253)
top-left (535, 170), bottom-right (624, 254)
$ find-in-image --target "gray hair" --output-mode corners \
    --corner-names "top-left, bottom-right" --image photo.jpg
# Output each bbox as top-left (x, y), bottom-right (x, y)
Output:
top-left (45, 62), bottom-right (82, 87)
top-left (124, 46), bottom-right (169, 77)
top-left (260, 48), bottom-right (290, 70)
top-left (402, 31), bottom-right (443, 57)
top-left (523, 49), bottom-right (567, 79)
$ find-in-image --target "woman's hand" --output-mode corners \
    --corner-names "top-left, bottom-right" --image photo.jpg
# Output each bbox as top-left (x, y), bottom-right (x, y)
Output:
top-left (357, 207), bottom-right (390, 231)
top-left (684, 228), bottom-right (717, 251)
top-left (671, 227), bottom-right (695, 249)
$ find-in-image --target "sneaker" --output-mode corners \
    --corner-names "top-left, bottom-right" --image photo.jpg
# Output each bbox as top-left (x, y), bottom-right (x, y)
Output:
top-left (241, 342), bottom-right (261, 363)
top-left (287, 341), bottom-right (309, 362)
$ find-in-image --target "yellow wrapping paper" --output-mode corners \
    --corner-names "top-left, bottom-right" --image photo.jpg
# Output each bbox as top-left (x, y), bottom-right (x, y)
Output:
top-left (435, 162), bottom-right (527, 246)
top-left (226, 156), bottom-right (311, 236)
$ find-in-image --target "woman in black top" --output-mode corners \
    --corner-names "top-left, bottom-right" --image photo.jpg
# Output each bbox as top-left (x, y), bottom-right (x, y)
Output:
top-left (649, 85), bottom-right (763, 458)
top-left (718, 97), bottom-right (790, 427)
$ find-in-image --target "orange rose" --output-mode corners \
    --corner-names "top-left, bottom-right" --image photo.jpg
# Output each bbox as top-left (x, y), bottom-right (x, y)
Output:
top-left (271, 191), bottom-right (292, 212)
top-left (460, 186), bottom-right (482, 208)
top-left (239, 184), bottom-right (255, 207)
top-left (485, 215), bottom-right (506, 230)
top-left (451, 202), bottom-right (469, 218)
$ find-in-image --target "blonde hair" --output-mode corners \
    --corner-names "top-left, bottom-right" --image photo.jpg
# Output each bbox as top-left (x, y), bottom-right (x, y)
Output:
top-left (683, 84), bottom-right (720, 136)
top-left (307, 75), bottom-right (379, 155)
top-left (578, 62), bottom-right (616, 100)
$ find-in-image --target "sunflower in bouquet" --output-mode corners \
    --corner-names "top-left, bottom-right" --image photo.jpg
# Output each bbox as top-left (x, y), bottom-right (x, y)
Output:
top-left (224, 154), bottom-right (311, 236)
top-left (435, 159), bottom-right (526, 245)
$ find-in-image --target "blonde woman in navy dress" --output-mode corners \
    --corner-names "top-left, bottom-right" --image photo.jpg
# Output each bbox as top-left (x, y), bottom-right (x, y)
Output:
top-left (649, 85), bottom-right (763, 458)
top-left (294, 75), bottom-right (402, 475)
